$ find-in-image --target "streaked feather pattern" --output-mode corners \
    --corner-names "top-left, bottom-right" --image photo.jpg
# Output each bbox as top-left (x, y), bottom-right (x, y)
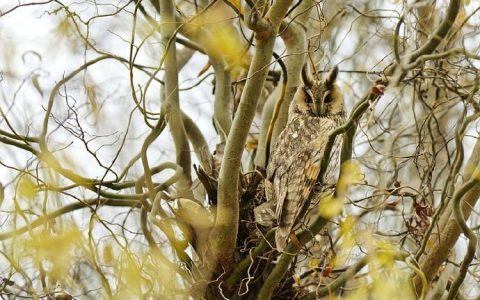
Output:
top-left (259, 65), bottom-right (346, 251)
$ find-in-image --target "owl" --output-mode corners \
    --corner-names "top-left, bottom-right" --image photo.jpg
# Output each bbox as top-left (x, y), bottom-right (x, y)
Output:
top-left (255, 64), bottom-right (346, 251)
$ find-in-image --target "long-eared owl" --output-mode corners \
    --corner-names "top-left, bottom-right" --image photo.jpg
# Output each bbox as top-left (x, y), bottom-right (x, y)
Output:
top-left (256, 64), bottom-right (346, 251)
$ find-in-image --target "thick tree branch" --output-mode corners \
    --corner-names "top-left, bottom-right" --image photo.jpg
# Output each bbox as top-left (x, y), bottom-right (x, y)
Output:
top-left (209, 0), bottom-right (294, 273)
top-left (415, 137), bottom-right (480, 293)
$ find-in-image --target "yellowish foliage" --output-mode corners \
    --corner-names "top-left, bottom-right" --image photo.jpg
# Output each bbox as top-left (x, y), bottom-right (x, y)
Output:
top-left (186, 2), bottom-right (246, 68)
top-left (56, 16), bottom-right (72, 37)
top-left (23, 228), bottom-right (82, 280)
top-left (319, 160), bottom-right (363, 218)
top-left (364, 239), bottom-right (415, 299)
top-left (332, 217), bottom-right (357, 267)
top-left (308, 257), bottom-right (319, 269)
top-left (113, 249), bottom-right (180, 298)
top-left (103, 243), bottom-right (114, 264)
top-left (339, 215), bottom-right (356, 235)
top-left (318, 194), bottom-right (344, 218)
top-left (17, 176), bottom-right (36, 199)
top-left (116, 258), bottom-right (142, 298)
top-left (38, 151), bottom-right (80, 182)
top-left (326, 215), bottom-right (416, 299)
top-left (228, 0), bottom-right (242, 12)
top-left (246, 135), bottom-right (258, 150)
top-left (203, 26), bottom-right (244, 67)
top-left (337, 160), bottom-right (363, 198)
top-left (339, 286), bottom-right (368, 300)
top-left (54, 14), bottom-right (75, 40)
top-left (426, 238), bottom-right (434, 251)
top-left (373, 241), bottom-right (398, 268)
top-left (368, 270), bottom-right (415, 299)
top-left (293, 274), bottom-right (301, 285)
top-left (176, 198), bottom-right (214, 230)
top-left (53, 13), bottom-right (81, 50)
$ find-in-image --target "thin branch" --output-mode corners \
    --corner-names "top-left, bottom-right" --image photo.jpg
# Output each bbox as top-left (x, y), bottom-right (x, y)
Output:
top-left (0, 198), bottom-right (139, 240)
top-left (159, 0), bottom-right (193, 193)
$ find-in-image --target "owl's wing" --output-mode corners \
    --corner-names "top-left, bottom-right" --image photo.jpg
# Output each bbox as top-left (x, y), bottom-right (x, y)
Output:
top-left (274, 121), bottom-right (335, 251)
top-left (274, 151), bottom-right (323, 251)
top-left (255, 167), bottom-right (285, 227)
top-left (274, 150), bottom-right (322, 227)
top-left (265, 129), bottom-right (289, 204)
top-left (257, 132), bottom-right (289, 227)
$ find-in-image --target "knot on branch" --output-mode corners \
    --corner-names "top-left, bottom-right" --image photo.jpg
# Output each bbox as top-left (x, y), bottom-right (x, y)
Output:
top-left (371, 80), bottom-right (386, 96)
top-left (245, 9), bottom-right (273, 40)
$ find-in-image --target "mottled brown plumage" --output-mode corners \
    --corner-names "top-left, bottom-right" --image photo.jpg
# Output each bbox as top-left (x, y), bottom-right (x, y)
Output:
top-left (256, 64), bottom-right (346, 251)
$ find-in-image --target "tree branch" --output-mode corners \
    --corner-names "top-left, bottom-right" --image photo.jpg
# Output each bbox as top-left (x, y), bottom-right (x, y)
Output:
top-left (209, 0), bottom-right (294, 274)
top-left (160, 0), bottom-right (192, 194)
top-left (0, 198), bottom-right (139, 240)
top-left (415, 137), bottom-right (480, 293)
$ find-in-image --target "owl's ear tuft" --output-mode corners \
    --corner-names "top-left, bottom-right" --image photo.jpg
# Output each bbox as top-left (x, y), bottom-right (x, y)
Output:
top-left (324, 65), bottom-right (339, 88)
top-left (301, 63), bottom-right (314, 88)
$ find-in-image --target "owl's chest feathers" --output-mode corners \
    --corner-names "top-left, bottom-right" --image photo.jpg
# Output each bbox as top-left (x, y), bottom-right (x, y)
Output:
top-left (280, 114), bottom-right (335, 149)
top-left (268, 112), bottom-right (345, 181)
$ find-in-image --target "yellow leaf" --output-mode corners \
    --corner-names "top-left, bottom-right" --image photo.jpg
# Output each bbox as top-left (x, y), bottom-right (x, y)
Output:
top-left (176, 198), bottom-right (214, 230)
top-left (337, 160), bottom-right (363, 198)
top-left (203, 26), bottom-right (244, 67)
top-left (55, 15), bottom-right (73, 38)
top-left (18, 176), bottom-right (36, 199)
top-left (246, 135), bottom-right (258, 150)
top-left (103, 243), bottom-right (114, 264)
top-left (426, 238), bottom-right (434, 250)
top-left (116, 258), bottom-right (142, 298)
top-left (308, 258), bottom-right (319, 269)
top-left (340, 216), bottom-right (356, 235)
top-left (229, 0), bottom-right (242, 12)
top-left (318, 194), bottom-right (344, 218)
top-left (293, 274), bottom-right (301, 285)
top-left (374, 241), bottom-right (397, 267)
top-left (23, 228), bottom-right (82, 279)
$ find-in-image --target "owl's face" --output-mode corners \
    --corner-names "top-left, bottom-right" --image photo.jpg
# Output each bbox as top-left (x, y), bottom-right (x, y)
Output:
top-left (297, 65), bottom-right (344, 117)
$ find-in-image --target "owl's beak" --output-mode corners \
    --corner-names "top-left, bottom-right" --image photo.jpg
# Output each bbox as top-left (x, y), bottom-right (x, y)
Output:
top-left (314, 100), bottom-right (325, 116)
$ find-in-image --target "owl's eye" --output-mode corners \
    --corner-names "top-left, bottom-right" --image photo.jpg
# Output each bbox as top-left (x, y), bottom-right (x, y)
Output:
top-left (323, 91), bottom-right (333, 104)
top-left (303, 87), bottom-right (313, 103)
